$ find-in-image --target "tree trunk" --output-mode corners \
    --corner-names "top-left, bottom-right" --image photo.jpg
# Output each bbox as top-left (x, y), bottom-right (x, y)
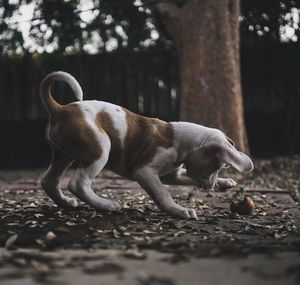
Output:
top-left (154, 0), bottom-right (249, 152)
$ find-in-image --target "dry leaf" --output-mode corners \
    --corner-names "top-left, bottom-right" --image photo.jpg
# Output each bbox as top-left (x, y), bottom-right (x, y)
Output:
top-left (5, 234), bottom-right (18, 249)
top-left (45, 231), bottom-right (56, 242)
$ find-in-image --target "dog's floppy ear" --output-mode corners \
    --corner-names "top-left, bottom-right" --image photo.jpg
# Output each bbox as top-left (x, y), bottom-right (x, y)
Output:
top-left (218, 143), bottom-right (254, 172)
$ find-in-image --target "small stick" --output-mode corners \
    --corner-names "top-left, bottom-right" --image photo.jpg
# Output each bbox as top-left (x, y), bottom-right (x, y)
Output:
top-left (229, 188), bottom-right (289, 194)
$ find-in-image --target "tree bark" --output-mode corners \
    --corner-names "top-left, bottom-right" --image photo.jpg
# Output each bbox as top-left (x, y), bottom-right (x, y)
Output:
top-left (154, 0), bottom-right (249, 152)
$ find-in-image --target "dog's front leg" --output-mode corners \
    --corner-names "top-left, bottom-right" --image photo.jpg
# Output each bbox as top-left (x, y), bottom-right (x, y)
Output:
top-left (160, 167), bottom-right (196, 186)
top-left (134, 167), bottom-right (197, 219)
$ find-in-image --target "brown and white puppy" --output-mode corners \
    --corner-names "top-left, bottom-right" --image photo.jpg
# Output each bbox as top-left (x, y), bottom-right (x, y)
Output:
top-left (40, 71), bottom-right (253, 219)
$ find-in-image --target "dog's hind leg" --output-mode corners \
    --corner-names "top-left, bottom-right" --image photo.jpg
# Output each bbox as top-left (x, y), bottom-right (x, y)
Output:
top-left (68, 160), bottom-right (120, 212)
top-left (68, 133), bottom-right (120, 212)
top-left (41, 147), bottom-right (78, 209)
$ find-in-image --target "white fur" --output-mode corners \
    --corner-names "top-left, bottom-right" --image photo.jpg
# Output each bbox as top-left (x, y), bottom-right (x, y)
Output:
top-left (43, 71), bottom-right (83, 101)
top-left (76, 101), bottom-right (128, 149)
top-left (68, 124), bottom-right (120, 211)
top-left (132, 147), bottom-right (198, 219)
top-left (171, 122), bottom-right (227, 156)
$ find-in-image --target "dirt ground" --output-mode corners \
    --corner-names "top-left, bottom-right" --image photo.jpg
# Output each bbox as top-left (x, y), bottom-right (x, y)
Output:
top-left (0, 157), bottom-right (299, 285)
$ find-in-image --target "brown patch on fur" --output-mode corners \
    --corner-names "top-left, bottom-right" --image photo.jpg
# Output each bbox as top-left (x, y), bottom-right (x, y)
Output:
top-left (185, 145), bottom-right (223, 177)
top-left (96, 111), bottom-right (122, 171)
top-left (122, 108), bottom-right (174, 176)
top-left (47, 104), bottom-right (102, 167)
top-left (185, 144), bottom-right (224, 189)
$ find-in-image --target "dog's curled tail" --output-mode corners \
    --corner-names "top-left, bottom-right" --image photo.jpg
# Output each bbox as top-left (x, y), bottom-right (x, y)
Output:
top-left (39, 71), bottom-right (83, 115)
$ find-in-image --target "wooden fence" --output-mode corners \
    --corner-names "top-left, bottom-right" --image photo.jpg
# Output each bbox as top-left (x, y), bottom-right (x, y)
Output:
top-left (1, 45), bottom-right (300, 167)
top-left (0, 50), bottom-right (180, 121)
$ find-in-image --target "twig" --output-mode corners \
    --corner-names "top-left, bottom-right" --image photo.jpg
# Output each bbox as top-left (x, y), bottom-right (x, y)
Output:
top-left (229, 188), bottom-right (291, 195)
top-left (235, 219), bottom-right (273, 229)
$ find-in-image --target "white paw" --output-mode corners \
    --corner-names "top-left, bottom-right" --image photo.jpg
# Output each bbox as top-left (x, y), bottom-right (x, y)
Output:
top-left (67, 197), bottom-right (79, 208)
top-left (217, 178), bottom-right (237, 191)
top-left (166, 206), bottom-right (198, 220)
top-left (103, 200), bottom-right (121, 212)
top-left (59, 197), bottom-right (78, 209)
top-left (226, 178), bottom-right (237, 187)
top-left (185, 208), bottom-right (198, 219)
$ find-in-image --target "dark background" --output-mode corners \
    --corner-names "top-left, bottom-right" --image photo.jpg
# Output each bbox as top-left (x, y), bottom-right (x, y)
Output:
top-left (1, 0), bottom-right (300, 167)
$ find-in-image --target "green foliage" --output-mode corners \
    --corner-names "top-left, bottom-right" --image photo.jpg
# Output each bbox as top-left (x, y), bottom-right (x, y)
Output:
top-left (30, 0), bottom-right (83, 52)
top-left (241, 0), bottom-right (300, 46)
top-left (2, 0), bottom-right (300, 54)
top-left (0, 0), bottom-right (166, 54)
top-left (0, 0), bottom-right (25, 54)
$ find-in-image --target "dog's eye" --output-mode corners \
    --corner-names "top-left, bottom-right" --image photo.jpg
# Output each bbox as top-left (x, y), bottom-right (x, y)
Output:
top-left (224, 164), bottom-right (230, 169)
top-left (226, 136), bottom-right (235, 147)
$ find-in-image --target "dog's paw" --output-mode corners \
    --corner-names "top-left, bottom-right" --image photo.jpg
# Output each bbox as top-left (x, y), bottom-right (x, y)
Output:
top-left (68, 197), bottom-right (79, 208)
top-left (108, 200), bottom-right (121, 212)
top-left (100, 200), bottom-right (121, 212)
top-left (183, 208), bottom-right (198, 220)
top-left (216, 178), bottom-right (237, 191)
top-left (165, 206), bottom-right (198, 220)
top-left (58, 197), bottom-right (78, 209)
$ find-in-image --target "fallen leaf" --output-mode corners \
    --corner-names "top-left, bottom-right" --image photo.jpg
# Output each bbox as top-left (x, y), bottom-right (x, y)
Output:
top-left (5, 234), bottom-right (18, 249)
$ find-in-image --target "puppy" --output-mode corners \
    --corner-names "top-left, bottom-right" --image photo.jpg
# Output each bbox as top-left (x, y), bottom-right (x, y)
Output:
top-left (40, 71), bottom-right (253, 219)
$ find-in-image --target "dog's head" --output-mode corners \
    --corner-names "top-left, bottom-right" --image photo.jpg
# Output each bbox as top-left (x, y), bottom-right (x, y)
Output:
top-left (184, 130), bottom-right (253, 190)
